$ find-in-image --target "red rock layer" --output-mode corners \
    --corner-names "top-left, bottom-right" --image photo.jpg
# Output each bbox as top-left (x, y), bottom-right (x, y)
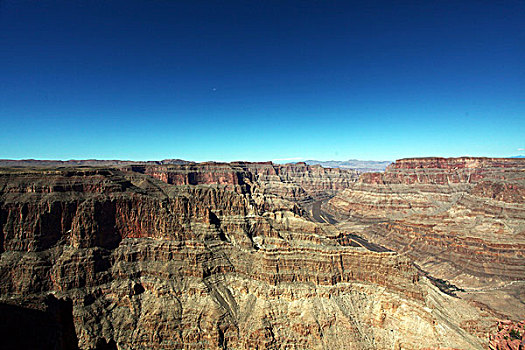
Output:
top-left (360, 157), bottom-right (525, 185)
top-left (390, 157), bottom-right (524, 170)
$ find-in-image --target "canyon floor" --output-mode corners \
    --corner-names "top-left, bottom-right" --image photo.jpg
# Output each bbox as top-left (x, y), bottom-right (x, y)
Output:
top-left (0, 158), bottom-right (523, 349)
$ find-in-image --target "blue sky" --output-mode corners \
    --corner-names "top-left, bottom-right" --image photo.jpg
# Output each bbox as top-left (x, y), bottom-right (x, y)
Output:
top-left (0, 0), bottom-right (523, 161)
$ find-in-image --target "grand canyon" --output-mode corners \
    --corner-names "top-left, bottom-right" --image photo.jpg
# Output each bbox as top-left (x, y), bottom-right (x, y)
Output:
top-left (0, 157), bottom-right (523, 349)
top-left (3, 0), bottom-right (523, 348)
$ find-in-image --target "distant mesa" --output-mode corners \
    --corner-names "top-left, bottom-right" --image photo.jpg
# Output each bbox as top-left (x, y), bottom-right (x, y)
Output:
top-left (0, 159), bottom-right (195, 167)
top-left (0, 158), bottom-right (391, 172)
top-left (303, 159), bottom-right (392, 172)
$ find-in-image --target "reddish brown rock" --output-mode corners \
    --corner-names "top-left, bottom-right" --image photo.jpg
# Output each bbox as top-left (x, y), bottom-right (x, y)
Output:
top-left (489, 320), bottom-right (525, 350)
top-left (134, 161), bottom-right (358, 203)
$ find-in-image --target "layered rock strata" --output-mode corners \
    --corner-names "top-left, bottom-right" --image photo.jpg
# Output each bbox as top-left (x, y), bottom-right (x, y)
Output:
top-left (134, 161), bottom-right (358, 203)
top-left (0, 164), bottom-right (494, 349)
top-left (328, 157), bottom-right (525, 320)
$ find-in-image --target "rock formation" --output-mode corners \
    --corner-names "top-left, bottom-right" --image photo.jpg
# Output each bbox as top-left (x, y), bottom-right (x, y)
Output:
top-left (304, 159), bottom-right (392, 173)
top-left (328, 157), bottom-right (525, 321)
top-left (0, 159), bottom-right (521, 349)
top-left (489, 320), bottom-right (525, 349)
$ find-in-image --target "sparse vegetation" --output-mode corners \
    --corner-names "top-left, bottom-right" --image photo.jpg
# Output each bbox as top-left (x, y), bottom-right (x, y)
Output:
top-left (509, 329), bottom-right (521, 340)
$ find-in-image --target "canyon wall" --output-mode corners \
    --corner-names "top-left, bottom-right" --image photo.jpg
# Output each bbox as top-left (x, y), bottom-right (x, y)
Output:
top-left (0, 162), bottom-right (496, 349)
top-left (134, 161), bottom-right (358, 204)
top-left (328, 157), bottom-right (525, 320)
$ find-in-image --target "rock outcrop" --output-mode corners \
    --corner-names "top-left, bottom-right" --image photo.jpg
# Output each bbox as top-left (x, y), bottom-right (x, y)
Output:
top-left (489, 320), bottom-right (525, 350)
top-left (0, 162), bottom-right (498, 349)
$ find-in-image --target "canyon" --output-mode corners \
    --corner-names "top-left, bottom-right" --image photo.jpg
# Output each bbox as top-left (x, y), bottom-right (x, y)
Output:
top-left (0, 158), bottom-right (523, 349)
top-left (327, 157), bottom-right (525, 322)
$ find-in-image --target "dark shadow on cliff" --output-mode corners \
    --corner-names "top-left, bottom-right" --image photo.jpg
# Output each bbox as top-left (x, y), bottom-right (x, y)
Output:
top-left (0, 295), bottom-right (79, 350)
top-left (95, 338), bottom-right (118, 350)
top-left (414, 264), bottom-right (465, 297)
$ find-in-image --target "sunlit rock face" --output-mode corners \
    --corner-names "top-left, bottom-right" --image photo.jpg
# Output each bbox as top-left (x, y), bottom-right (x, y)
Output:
top-left (137, 161), bottom-right (358, 203)
top-left (328, 157), bottom-right (525, 321)
top-left (0, 161), bottom-right (516, 349)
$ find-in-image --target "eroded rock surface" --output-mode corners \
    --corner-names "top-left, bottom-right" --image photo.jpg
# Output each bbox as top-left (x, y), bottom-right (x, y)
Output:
top-left (489, 320), bottom-right (525, 349)
top-left (328, 157), bottom-right (525, 320)
top-left (0, 160), bottom-right (517, 349)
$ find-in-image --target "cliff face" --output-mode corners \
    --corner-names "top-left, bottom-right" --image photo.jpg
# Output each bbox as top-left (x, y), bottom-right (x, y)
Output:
top-left (0, 163), bottom-right (493, 349)
top-left (328, 157), bottom-right (525, 320)
top-left (135, 161), bottom-right (358, 204)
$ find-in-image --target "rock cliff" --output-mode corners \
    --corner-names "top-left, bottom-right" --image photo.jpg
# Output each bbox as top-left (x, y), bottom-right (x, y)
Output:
top-left (134, 161), bottom-right (358, 203)
top-left (0, 161), bottom-right (499, 349)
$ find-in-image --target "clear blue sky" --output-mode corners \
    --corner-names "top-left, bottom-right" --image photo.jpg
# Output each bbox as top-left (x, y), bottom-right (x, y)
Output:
top-left (1, 0), bottom-right (523, 161)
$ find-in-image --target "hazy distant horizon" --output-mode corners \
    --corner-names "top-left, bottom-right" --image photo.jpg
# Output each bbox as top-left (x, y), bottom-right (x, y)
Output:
top-left (1, 155), bottom-right (523, 164)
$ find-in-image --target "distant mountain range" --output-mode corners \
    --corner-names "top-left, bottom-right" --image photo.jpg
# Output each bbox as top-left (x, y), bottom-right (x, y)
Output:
top-left (303, 159), bottom-right (392, 172)
top-left (0, 159), bottom-right (193, 167)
